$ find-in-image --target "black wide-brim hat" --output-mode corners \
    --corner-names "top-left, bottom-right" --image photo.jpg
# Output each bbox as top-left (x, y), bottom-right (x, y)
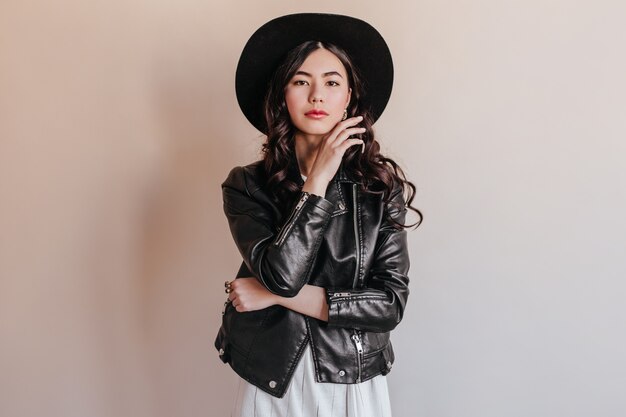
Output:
top-left (235, 13), bottom-right (394, 134)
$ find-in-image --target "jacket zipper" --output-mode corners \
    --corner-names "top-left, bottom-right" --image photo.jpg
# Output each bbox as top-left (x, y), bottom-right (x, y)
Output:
top-left (351, 183), bottom-right (363, 383)
top-left (351, 331), bottom-right (363, 383)
top-left (352, 183), bottom-right (360, 288)
top-left (331, 292), bottom-right (351, 298)
top-left (274, 192), bottom-right (310, 247)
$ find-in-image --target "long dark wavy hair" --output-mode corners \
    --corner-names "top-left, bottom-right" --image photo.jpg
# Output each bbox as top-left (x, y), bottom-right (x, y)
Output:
top-left (261, 41), bottom-right (422, 229)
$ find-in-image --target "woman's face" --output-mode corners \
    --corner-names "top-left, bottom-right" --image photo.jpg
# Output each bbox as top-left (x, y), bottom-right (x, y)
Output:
top-left (284, 48), bottom-right (352, 136)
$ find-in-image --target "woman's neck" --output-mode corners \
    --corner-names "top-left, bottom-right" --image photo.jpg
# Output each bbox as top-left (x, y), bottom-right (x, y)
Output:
top-left (294, 132), bottom-right (323, 177)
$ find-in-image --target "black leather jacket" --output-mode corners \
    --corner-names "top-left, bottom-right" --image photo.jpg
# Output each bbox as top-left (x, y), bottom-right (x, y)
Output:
top-left (215, 156), bottom-right (410, 398)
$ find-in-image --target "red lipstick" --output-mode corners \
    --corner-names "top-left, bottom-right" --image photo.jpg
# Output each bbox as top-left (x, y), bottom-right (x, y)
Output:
top-left (305, 109), bottom-right (329, 119)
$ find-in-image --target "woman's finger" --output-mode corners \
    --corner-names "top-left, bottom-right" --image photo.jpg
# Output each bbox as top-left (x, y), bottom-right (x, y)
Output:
top-left (333, 127), bottom-right (366, 146)
top-left (338, 138), bottom-right (365, 154)
top-left (327, 116), bottom-right (363, 144)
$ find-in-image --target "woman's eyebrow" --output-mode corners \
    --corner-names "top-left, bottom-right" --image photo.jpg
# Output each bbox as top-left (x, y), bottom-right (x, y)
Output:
top-left (294, 70), bottom-right (344, 78)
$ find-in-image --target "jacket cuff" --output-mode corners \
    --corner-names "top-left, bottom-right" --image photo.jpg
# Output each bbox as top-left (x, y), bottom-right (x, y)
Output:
top-left (325, 289), bottom-right (349, 327)
top-left (305, 192), bottom-right (334, 214)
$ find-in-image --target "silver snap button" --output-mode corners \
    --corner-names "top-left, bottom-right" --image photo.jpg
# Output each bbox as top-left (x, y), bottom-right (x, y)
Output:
top-left (338, 370), bottom-right (346, 376)
top-left (219, 348), bottom-right (225, 356)
top-left (386, 361), bottom-right (392, 369)
top-left (269, 380), bottom-right (277, 389)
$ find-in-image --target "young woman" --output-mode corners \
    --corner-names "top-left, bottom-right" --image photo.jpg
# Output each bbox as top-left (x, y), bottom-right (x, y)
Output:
top-left (215, 13), bottom-right (421, 417)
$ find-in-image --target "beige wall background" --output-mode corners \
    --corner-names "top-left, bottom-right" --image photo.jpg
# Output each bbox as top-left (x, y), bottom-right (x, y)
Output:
top-left (1, 0), bottom-right (625, 416)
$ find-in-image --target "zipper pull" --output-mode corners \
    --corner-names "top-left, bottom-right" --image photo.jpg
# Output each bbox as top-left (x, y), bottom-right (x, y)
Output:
top-left (295, 192), bottom-right (310, 210)
top-left (331, 292), bottom-right (351, 298)
top-left (351, 331), bottom-right (364, 384)
top-left (351, 333), bottom-right (363, 354)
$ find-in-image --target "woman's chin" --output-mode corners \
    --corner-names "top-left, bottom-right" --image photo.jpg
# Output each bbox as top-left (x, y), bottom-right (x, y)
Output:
top-left (295, 124), bottom-right (336, 137)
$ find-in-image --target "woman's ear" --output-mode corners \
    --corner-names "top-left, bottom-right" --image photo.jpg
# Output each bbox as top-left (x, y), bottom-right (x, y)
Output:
top-left (345, 87), bottom-right (352, 108)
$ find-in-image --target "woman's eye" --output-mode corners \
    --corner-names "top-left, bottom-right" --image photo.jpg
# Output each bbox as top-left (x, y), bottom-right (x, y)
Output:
top-left (327, 80), bottom-right (340, 86)
top-left (293, 80), bottom-right (308, 86)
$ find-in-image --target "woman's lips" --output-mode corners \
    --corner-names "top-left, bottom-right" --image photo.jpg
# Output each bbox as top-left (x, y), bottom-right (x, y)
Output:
top-left (305, 110), bottom-right (329, 119)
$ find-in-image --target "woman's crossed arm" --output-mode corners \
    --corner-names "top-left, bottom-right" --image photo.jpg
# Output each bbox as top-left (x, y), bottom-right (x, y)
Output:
top-left (228, 277), bottom-right (329, 322)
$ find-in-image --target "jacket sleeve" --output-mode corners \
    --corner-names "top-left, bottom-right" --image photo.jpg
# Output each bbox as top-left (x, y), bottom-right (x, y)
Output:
top-left (222, 166), bottom-right (335, 297)
top-left (325, 183), bottom-right (410, 333)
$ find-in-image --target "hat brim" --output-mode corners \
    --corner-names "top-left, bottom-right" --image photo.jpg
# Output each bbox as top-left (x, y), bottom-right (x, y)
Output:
top-left (235, 13), bottom-right (394, 134)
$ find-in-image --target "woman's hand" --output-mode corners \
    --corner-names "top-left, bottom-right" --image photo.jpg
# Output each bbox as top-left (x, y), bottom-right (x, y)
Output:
top-left (227, 277), bottom-right (280, 312)
top-left (227, 278), bottom-right (329, 321)
top-left (303, 116), bottom-right (365, 195)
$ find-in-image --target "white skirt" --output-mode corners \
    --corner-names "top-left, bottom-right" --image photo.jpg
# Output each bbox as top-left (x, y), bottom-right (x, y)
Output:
top-left (230, 342), bottom-right (393, 417)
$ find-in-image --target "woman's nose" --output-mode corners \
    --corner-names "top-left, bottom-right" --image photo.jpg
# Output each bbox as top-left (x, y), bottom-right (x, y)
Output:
top-left (309, 84), bottom-right (323, 103)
